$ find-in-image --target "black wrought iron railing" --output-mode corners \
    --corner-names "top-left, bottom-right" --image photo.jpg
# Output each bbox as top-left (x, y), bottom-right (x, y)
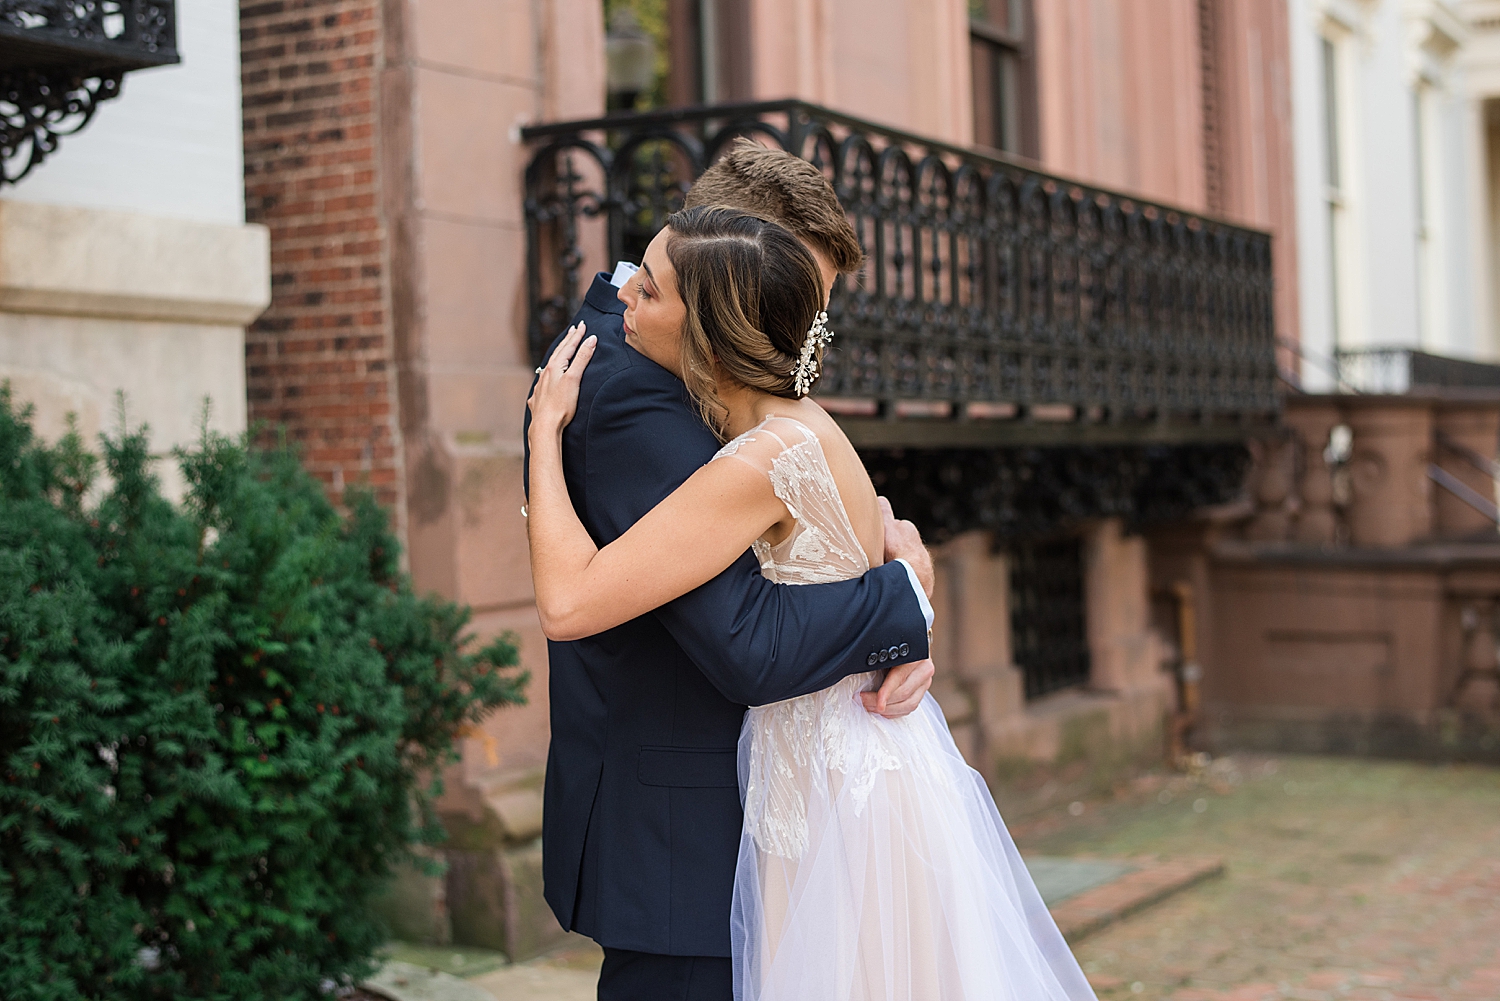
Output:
top-left (1331, 346), bottom-right (1500, 395)
top-left (522, 100), bottom-right (1280, 439)
top-left (1, 1), bottom-right (178, 184)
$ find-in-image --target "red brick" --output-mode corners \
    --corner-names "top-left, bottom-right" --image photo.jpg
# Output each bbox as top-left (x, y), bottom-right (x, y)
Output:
top-left (240, 0), bottom-right (400, 511)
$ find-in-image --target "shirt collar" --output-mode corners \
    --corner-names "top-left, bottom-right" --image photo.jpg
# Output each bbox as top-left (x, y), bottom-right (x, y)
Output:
top-left (585, 272), bottom-right (626, 315)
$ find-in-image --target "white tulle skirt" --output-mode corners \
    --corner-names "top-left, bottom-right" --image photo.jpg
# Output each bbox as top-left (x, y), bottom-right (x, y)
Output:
top-left (731, 672), bottom-right (1098, 1001)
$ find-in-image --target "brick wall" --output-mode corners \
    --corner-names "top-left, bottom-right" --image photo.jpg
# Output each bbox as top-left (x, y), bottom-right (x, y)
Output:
top-left (239, 0), bottom-right (403, 516)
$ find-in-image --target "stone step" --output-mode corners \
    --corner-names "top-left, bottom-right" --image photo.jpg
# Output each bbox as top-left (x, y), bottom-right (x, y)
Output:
top-left (368, 856), bottom-right (1225, 999)
top-left (1046, 855), bottom-right (1226, 943)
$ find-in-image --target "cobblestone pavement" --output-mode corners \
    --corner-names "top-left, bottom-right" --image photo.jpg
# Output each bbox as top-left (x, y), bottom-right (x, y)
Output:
top-left (1008, 755), bottom-right (1500, 1001)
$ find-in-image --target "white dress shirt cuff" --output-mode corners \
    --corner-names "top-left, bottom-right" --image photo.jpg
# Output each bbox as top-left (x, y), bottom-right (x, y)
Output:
top-left (893, 557), bottom-right (935, 630)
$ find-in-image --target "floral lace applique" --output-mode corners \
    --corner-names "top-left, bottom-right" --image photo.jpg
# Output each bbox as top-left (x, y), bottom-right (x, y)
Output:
top-left (712, 417), bottom-right (911, 858)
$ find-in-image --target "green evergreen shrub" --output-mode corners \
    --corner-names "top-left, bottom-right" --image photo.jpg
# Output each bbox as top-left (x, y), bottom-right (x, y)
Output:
top-left (0, 390), bottom-right (526, 1000)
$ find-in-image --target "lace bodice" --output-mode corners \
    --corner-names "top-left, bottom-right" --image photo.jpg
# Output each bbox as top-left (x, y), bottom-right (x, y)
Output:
top-left (712, 417), bottom-right (871, 586)
top-left (715, 417), bottom-right (919, 862)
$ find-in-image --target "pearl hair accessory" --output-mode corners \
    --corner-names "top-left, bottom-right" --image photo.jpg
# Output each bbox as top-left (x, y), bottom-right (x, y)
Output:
top-left (792, 310), bottom-right (833, 397)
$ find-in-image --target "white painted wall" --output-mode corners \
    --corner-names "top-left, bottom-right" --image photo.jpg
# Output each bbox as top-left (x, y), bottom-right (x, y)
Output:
top-left (1289, 0), bottom-right (1337, 388)
top-left (1290, 0), bottom-right (1484, 387)
top-left (7, 0), bottom-right (246, 226)
top-left (1360, 3), bottom-right (1422, 351)
top-left (1459, 0), bottom-right (1500, 358)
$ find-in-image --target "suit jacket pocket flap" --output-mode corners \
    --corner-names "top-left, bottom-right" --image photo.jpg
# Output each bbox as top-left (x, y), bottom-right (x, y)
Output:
top-left (637, 746), bottom-right (738, 788)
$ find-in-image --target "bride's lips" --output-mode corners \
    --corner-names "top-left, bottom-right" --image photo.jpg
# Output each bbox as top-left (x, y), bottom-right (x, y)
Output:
top-left (622, 317), bottom-right (635, 338)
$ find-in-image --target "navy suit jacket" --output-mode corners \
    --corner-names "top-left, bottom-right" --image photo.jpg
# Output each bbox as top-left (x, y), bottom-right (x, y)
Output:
top-left (525, 273), bottom-right (930, 957)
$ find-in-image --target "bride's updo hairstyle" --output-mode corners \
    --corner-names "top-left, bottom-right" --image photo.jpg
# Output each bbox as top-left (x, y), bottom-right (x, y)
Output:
top-left (663, 205), bottom-right (825, 439)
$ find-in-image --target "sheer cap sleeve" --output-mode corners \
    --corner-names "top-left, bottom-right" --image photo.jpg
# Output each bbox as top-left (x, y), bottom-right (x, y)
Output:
top-left (712, 417), bottom-right (870, 585)
top-left (712, 417), bottom-right (811, 477)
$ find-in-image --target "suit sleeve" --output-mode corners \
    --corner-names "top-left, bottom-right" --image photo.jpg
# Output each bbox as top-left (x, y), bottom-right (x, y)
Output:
top-left (582, 370), bottom-right (931, 707)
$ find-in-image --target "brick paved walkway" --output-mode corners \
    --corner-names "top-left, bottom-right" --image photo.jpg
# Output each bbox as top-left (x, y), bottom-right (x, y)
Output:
top-left (1009, 755), bottom-right (1500, 1001)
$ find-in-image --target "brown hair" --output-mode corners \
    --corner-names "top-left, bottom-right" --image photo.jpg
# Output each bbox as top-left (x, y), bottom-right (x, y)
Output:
top-left (664, 205), bottom-right (825, 438)
top-left (683, 138), bottom-right (865, 275)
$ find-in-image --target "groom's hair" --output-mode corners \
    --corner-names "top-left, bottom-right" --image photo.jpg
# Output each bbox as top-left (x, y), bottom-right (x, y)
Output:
top-left (683, 139), bottom-right (865, 275)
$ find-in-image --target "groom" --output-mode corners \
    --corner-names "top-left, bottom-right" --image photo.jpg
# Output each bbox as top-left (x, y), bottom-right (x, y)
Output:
top-left (525, 142), bottom-right (937, 1001)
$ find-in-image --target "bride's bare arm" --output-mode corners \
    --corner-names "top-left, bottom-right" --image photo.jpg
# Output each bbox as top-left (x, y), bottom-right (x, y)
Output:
top-left (527, 324), bottom-right (788, 642)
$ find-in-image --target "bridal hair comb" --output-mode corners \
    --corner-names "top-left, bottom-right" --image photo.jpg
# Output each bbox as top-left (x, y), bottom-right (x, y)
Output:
top-left (792, 311), bottom-right (833, 397)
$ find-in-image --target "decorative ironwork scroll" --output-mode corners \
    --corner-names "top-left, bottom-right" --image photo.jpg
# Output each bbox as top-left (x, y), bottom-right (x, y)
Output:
top-left (861, 441), bottom-right (1251, 544)
top-left (522, 100), bottom-right (1280, 426)
top-left (0, 1), bottom-right (178, 184)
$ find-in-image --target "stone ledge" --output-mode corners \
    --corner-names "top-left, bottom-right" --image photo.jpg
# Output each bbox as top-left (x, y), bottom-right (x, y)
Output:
top-left (1049, 855), bottom-right (1225, 942)
top-left (0, 199), bottom-right (270, 326)
top-left (1212, 538), bottom-right (1500, 569)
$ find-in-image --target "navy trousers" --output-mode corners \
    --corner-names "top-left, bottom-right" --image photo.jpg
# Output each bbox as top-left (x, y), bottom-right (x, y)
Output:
top-left (597, 948), bottom-right (732, 1001)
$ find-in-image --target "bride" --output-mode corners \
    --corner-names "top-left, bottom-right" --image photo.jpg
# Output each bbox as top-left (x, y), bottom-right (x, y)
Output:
top-left (527, 205), bottom-right (1096, 1001)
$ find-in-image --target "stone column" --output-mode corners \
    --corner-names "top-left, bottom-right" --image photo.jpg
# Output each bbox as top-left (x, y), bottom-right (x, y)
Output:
top-left (933, 532), bottom-right (1025, 783)
top-left (1344, 400), bottom-right (1435, 547)
top-left (1083, 519), bottom-right (1162, 695)
top-left (380, 0), bottom-right (602, 960)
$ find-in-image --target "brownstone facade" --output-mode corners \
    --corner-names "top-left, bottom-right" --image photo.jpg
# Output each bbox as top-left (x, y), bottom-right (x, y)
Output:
top-left (240, 0), bottom-right (404, 517)
top-left (230, 0), bottom-right (1310, 959)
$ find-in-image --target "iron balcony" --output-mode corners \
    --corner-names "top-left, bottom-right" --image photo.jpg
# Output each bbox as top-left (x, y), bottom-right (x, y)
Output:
top-left (1, 0), bottom-right (178, 184)
top-left (521, 99), bottom-right (1280, 450)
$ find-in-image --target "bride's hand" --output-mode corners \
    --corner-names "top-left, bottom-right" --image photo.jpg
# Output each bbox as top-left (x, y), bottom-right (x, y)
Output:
top-left (528, 322), bottom-right (597, 439)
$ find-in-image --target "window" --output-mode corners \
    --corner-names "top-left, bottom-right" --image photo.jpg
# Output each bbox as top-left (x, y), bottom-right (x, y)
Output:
top-left (1413, 81), bottom-right (1444, 349)
top-left (970, 0), bottom-right (1037, 158)
top-left (1009, 537), bottom-right (1091, 700)
top-left (664, 0), bottom-right (752, 107)
top-left (1321, 35), bottom-right (1346, 350)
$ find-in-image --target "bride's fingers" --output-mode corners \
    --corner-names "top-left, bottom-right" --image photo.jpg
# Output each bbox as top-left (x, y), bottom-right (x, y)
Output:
top-left (563, 335), bottom-right (597, 383)
top-left (549, 322), bottom-right (588, 374)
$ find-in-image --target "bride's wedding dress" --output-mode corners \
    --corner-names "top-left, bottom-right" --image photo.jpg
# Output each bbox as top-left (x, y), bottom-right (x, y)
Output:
top-left (716, 417), bottom-right (1097, 1001)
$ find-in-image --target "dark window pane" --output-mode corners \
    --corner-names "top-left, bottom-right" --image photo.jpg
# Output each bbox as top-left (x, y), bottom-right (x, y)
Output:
top-left (971, 36), bottom-right (997, 149)
top-left (971, 36), bottom-right (1021, 154)
top-left (997, 49), bottom-right (1019, 153)
top-left (1322, 37), bottom-right (1340, 189)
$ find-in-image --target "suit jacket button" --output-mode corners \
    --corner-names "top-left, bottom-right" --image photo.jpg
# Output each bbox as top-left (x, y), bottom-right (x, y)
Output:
top-left (898, 642), bottom-right (910, 657)
top-left (878, 649), bottom-right (889, 663)
top-left (887, 646), bottom-right (899, 661)
top-left (867, 652), bottom-right (878, 666)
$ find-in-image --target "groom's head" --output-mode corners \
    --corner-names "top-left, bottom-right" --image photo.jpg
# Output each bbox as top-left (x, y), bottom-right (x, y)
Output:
top-left (683, 139), bottom-right (864, 298)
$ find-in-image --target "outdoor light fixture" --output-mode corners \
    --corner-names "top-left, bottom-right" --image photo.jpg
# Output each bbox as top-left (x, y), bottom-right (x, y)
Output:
top-left (605, 8), bottom-right (655, 111)
top-left (0, 0), bottom-right (179, 185)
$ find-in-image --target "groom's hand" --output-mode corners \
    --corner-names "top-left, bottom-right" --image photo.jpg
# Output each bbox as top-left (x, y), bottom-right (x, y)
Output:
top-left (861, 658), bottom-right (935, 718)
top-left (879, 497), bottom-right (933, 599)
